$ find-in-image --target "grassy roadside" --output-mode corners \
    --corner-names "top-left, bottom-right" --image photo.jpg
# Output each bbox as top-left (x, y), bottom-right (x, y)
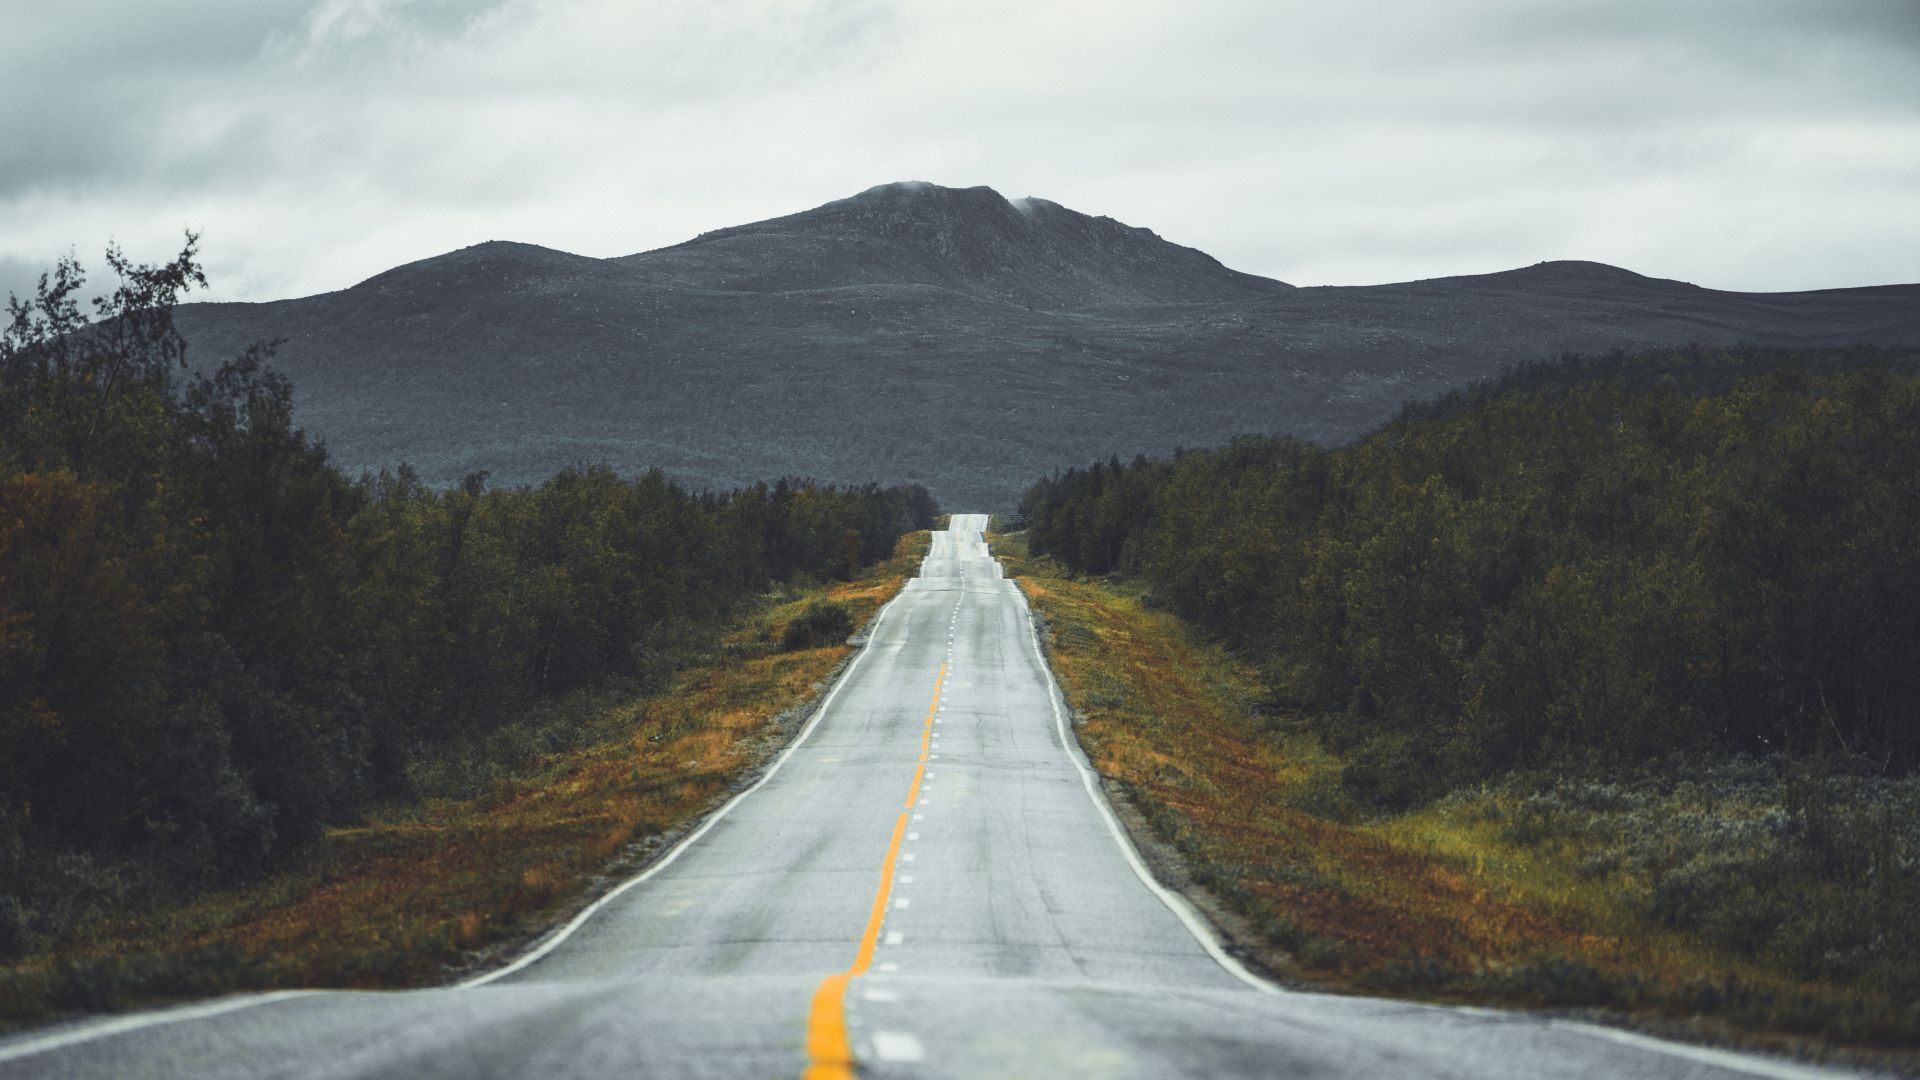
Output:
top-left (989, 527), bottom-right (1917, 1070)
top-left (0, 531), bottom-right (930, 1023)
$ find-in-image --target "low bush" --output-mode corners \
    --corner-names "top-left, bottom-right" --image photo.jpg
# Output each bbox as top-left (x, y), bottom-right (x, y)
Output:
top-left (1448, 758), bottom-right (1920, 1004)
top-left (781, 600), bottom-right (854, 651)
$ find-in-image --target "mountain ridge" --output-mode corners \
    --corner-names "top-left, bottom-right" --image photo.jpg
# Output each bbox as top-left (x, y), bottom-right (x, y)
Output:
top-left (173, 182), bottom-right (1920, 510)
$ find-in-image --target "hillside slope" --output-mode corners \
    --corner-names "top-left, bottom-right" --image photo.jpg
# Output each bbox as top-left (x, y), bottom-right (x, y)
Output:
top-left (173, 183), bottom-right (1920, 509)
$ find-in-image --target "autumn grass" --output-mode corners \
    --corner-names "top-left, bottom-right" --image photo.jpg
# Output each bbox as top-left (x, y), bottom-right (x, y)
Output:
top-left (990, 528), bottom-right (1918, 1066)
top-left (0, 532), bottom-right (930, 1023)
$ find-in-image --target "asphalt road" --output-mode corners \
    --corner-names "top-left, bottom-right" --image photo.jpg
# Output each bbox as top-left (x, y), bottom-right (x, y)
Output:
top-left (0, 515), bottom-right (1880, 1079)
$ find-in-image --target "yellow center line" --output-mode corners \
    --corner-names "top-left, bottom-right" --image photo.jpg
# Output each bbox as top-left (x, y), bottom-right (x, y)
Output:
top-left (903, 668), bottom-right (942, 807)
top-left (800, 662), bottom-right (944, 1080)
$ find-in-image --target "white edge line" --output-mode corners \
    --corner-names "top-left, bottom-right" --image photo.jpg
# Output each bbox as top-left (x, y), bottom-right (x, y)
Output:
top-left (998, 558), bottom-right (1276, 995)
top-left (994, 536), bottom-right (1868, 1080)
top-left (0, 579), bottom-right (917, 1064)
top-left (0, 991), bottom-right (321, 1065)
top-left (1549, 1021), bottom-right (1874, 1080)
top-left (461, 582), bottom-right (913, 988)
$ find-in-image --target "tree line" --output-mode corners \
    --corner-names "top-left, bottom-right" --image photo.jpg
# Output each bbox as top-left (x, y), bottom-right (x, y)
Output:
top-left (1021, 346), bottom-right (1920, 807)
top-left (0, 240), bottom-right (935, 950)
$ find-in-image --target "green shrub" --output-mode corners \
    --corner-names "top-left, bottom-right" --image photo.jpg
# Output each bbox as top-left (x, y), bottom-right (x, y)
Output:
top-left (1340, 732), bottom-right (1445, 812)
top-left (1482, 956), bottom-right (1627, 1007)
top-left (781, 601), bottom-right (854, 650)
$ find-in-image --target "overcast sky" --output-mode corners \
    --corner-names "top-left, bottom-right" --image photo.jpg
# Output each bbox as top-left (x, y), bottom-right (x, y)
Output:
top-left (4, 0), bottom-right (1917, 305)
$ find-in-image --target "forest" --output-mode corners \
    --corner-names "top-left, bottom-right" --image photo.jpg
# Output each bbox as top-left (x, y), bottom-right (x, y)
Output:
top-left (0, 241), bottom-right (935, 955)
top-left (1021, 344), bottom-right (1920, 808)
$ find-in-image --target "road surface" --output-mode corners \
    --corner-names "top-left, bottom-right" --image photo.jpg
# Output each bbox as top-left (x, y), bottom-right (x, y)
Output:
top-left (0, 515), bottom-right (1875, 1078)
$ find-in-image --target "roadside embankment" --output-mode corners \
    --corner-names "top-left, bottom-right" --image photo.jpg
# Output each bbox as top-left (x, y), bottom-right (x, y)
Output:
top-left (0, 531), bottom-right (930, 1024)
top-left (990, 528), bottom-right (1917, 1072)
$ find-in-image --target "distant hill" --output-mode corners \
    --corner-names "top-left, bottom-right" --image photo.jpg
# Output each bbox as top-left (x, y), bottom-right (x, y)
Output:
top-left (173, 182), bottom-right (1920, 510)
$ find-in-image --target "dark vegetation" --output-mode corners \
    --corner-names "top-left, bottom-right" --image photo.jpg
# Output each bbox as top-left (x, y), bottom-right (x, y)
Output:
top-left (1022, 344), bottom-right (1920, 793)
top-left (1017, 345), bottom-right (1920, 1029)
top-left (0, 240), bottom-right (936, 959)
top-left (172, 182), bottom-right (1920, 511)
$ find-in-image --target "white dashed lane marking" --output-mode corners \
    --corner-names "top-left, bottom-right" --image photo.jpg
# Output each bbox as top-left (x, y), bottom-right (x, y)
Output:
top-left (871, 1031), bottom-right (926, 1064)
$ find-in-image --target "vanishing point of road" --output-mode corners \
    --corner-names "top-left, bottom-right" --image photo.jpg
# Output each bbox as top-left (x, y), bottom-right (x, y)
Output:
top-left (0, 516), bottom-right (1875, 1079)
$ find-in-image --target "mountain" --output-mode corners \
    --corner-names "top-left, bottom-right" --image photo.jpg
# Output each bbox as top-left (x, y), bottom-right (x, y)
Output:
top-left (172, 183), bottom-right (1920, 510)
top-left (623, 181), bottom-right (1291, 307)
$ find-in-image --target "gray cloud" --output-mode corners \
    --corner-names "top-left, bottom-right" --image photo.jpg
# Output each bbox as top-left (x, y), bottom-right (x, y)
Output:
top-left (1, 2), bottom-right (305, 191)
top-left (3, 0), bottom-right (1916, 300)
